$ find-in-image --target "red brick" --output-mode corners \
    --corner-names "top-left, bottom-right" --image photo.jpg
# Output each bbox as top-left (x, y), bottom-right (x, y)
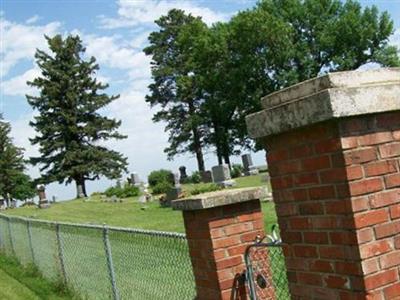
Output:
top-left (341, 136), bottom-right (358, 149)
top-left (210, 228), bottom-right (225, 239)
top-left (346, 166), bottom-right (364, 181)
top-left (320, 168), bottom-right (347, 183)
top-left (302, 155), bottom-right (331, 171)
top-left (329, 232), bottom-right (358, 245)
top-left (364, 269), bottom-right (398, 290)
top-left (351, 197), bottom-right (370, 212)
top-left (362, 258), bottom-right (379, 275)
top-left (390, 204), bottom-right (400, 219)
top-left (293, 245), bottom-right (318, 258)
top-left (224, 223), bottom-right (253, 236)
top-left (335, 261), bottom-right (361, 275)
top-left (213, 249), bottom-right (226, 260)
top-left (297, 272), bottom-right (323, 286)
top-left (267, 149), bottom-right (289, 163)
top-left (280, 231), bottom-right (302, 243)
top-left (379, 142), bottom-right (400, 158)
top-left (213, 236), bottom-right (241, 249)
top-left (290, 144), bottom-right (313, 158)
top-left (209, 217), bottom-right (235, 229)
top-left (324, 275), bottom-right (350, 289)
top-left (357, 228), bottom-right (374, 244)
top-left (349, 178), bottom-right (383, 196)
top-left (354, 209), bottom-right (388, 228)
top-left (375, 220), bottom-right (400, 238)
top-left (385, 173), bottom-right (400, 189)
top-left (270, 176), bottom-right (293, 189)
top-left (309, 185), bottom-right (336, 200)
top-left (344, 148), bottom-right (377, 165)
top-left (215, 256), bottom-right (243, 269)
top-left (304, 232), bottom-right (329, 244)
top-left (294, 173), bottom-right (319, 186)
top-left (364, 160), bottom-right (397, 177)
top-left (240, 230), bottom-right (264, 243)
top-left (289, 217), bottom-right (312, 230)
top-left (309, 260), bottom-right (334, 273)
top-left (396, 236), bottom-right (400, 249)
top-left (369, 189), bottom-right (400, 208)
top-left (298, 202), bottom-right (324, 215)
top-left (384, 282), bottom-right (400, 298)
top-left (311, 216), bottom-right (341, 229)
top-left (376, 112), bottom-right (400, 128)
top-left (275, 203), bottom-right (297, 216)
top-left (276, 160), bottom-right (301, 175)
top-left (227, 244), bottom-right (248, 257)
top-left (379, 250), bottom-right (400, 269)
top-left (360, 240), bottom-right (392, 259)
top-left (314, 138), bottom-right (342, 154)
top-left (358, 132), bottom-right (392, 146)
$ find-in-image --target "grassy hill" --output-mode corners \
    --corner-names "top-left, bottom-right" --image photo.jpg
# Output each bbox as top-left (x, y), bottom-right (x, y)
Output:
top-left (4, 175), bottom-right (277, 233)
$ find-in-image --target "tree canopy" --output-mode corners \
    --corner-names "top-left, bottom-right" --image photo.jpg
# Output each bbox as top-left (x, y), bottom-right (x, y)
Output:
top-left (0, 115), bottom-right (35, 206)
top-left (27, 35), bottom-right (128, 197)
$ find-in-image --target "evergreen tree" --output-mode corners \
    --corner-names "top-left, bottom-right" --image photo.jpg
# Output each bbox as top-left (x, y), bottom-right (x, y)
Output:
top-left (27, 35), bottom-right (128, 198)
top-left (144, 9), bottom-right (208, 172)
top-left (0, 115), bottom-right (34, 206)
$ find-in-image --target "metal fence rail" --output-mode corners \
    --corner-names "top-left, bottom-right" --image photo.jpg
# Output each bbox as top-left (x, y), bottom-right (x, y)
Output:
top-left (0, 214), bottom-right (196, 300)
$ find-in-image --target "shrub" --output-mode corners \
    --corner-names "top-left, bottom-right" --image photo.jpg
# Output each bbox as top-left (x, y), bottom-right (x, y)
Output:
top-left (151, 181), bottom-right (173, 194)
top-left (148, 169), bottom-right (173, 187)
top-left (231, 164), bottom-right (243, 178)
top-left (188, 171), bottom-right (201, 184)
top-left (105, 183), bottom-right (140, 198)
top-left (190, 183), bottom-right (222, 196)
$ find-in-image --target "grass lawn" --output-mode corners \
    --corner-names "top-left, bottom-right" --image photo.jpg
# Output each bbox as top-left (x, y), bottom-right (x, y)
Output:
top-left (0, 254), bottom-right (74, 300)
top-left (4, 174), bottom-right (277, 233)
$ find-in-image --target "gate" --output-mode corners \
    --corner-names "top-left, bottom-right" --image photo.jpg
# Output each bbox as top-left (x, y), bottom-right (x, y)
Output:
top-left (244, 228), bottom-right (290, 300)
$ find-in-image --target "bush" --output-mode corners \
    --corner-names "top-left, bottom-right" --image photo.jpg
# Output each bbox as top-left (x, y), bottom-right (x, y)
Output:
top-left (151, 181), bottom-right (173, 194)
top-left (181, 171), bottom-right (201, 184)
top-left (105, 183), bottom-right (140, 198)
top-left (148, 169), bottom-right (174, 187)
top-left (189, 183), bottom-right (222, 196)
top-left (231, 164), bottom-right (244, 178)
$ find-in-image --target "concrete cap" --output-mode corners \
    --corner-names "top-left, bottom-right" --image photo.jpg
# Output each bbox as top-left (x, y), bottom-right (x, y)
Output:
top-left (171, 187), bottom-right (266, 211)
top-left (246, 68), bottom-right (400, 139)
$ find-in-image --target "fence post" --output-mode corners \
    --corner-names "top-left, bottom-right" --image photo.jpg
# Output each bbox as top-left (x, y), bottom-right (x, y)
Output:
top-left (0, 216), bottom-right (3, 250)
top-left (55, 223), bottom-right (67, 285)
top-left (7, 217), bottom-right (15, 256)
top-left (26, 220), bottom-right (36, 265)
top-left (103, 226), bottom-right (119, 300)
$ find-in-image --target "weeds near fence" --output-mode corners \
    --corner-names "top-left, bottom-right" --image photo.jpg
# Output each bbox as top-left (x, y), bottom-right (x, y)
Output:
top-left (0, 214), bottom-right (196, 300)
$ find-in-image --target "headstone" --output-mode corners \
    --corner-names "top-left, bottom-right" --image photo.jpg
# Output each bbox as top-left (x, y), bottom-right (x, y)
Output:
top-left (242, 154), bottom-right (258, 175)
top-left (52, 196), bottom-right (57, 203)
top-left (179, 166), bottom-right (188, 183)
top-left (37, 185), bottom-right (50, 209)
top-left (200, 170), bottom-right (213, 183)
top-left (130, 173), bottom-right (141, 186)
top-left (164, 186), bottom-right (182, 207)
top-left (212, 165), bottom-right (236, 187)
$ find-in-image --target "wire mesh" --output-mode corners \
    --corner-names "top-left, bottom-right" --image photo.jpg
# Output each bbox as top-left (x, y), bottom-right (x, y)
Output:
top-left (245, 243), bottom-right (290, 300)
top-left (9, 218), bottom-right (32, 266)
top-left (0, 214), bottom-right (196, 300)
top-left (109, 228), bottom-right (196, 300)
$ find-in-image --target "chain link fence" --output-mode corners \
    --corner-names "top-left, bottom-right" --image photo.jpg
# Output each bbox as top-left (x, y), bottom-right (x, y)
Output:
top-left (0, 214), bottom-right (196, 300)
top-left (245, 242), bottom-right (290, 300)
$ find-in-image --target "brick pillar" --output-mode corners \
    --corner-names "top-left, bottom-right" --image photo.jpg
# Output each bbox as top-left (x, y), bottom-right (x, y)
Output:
top-left (172, 188), bottom-right (270, 300)
top-left (246, 68), bottom-right (400, 299)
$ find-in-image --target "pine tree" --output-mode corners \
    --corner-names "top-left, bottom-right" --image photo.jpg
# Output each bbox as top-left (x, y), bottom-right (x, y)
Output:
top-left (27, 35), bottom-right (128, 198)
top-left (144, 9), bottom-right (208, 172)
top-left (0, 115), bottom-right (34, 206)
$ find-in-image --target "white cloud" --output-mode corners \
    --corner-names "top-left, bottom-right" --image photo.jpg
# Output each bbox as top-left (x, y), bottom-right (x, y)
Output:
top-left (0, 65), bottom-right (40, 96)
top-left (99, 0), bottom-right (228, 28)
top-left (26, 15), bottom-right (40, 24)
top-left (0, 16), bottom-right (61, 77)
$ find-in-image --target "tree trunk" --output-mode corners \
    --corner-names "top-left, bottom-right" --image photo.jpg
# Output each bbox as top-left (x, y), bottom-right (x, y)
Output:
top-left (75, 176), bottom-right (87, 198)
top-left (192, 127), bottom-right (205, 172)
top-left (188, 101), bottom-right (205, 172)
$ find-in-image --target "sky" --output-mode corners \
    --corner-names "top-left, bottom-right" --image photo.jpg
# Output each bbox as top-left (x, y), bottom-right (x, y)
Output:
top-left (1, 0), bottom-right (399, 201)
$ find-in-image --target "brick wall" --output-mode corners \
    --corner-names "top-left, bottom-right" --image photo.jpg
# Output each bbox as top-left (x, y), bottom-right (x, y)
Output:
top-left (183, 200), bottom-right (267, 300)
top-left (264, 111), bottom-right (400, 299)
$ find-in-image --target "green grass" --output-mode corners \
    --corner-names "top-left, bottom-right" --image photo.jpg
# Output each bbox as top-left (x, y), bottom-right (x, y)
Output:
top-left (4, 174), bottom-right (276, 233)
top-left (0, 254), bottom-right (74, 300)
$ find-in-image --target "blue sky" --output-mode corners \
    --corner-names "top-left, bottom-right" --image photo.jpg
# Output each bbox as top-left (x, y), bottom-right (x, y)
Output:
top-left (1, 0), bottom-right (399, 200)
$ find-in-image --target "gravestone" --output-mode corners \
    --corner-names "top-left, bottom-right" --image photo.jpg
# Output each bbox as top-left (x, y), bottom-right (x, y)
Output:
top-left (200, 170), bottom-right (213, 183)
top-left (242, 154), bottom-right (259, 176)
top-left (52, 196), bottom-right (57, 203)
top-left (37, 185), bottom-right (50, 209)
top-left (179, 166), bottom-right (188, 183)
top-left (130, 173), bottom-right (141, 186)
top-left (212, 165), bottom-right (236, 187)
top-left (164, 174), bottom-right (182, 207)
